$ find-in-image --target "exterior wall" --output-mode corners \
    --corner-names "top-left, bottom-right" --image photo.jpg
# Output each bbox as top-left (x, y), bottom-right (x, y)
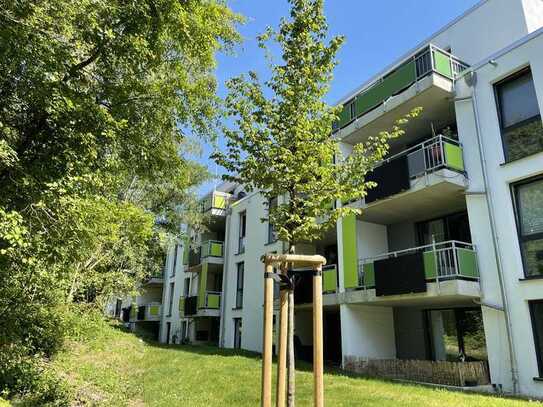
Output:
top-left (159, 243), bottom-right (184, 343)
top-left (221, 191), bottom-right (281, 353)
top-left (340, 305), bottom-right (396, 361)
top-left (455, 30), bottom-right (543, 396)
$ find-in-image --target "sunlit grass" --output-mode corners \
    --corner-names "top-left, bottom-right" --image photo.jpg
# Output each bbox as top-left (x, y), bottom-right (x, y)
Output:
top-left (53, 322), bottom-right (541, 406)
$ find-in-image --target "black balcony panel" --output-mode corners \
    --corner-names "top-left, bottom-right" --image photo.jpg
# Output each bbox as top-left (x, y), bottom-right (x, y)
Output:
top-left (374, 251), bottom-right (426, 296)
top-left (365, 155), bottom-right (410, 204)
top-left (184, 296), bottom-right (198, 316)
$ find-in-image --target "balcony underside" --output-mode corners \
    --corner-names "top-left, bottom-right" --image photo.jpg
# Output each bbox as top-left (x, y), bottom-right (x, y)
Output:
top-left (338, 74), bottom-right (455, 146)
top-left (354, 169), bottom-right (467, 224)
top-left (343, 279), bottom-right (480, 307)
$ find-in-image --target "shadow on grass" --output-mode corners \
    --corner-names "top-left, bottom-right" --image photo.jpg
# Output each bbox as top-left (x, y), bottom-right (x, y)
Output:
top-left (108, 322), bottom-right (541, 404)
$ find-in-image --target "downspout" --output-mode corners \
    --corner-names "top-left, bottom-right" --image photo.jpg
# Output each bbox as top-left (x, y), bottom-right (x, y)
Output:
top-left (455, 76), bottom-right (519, 393)
top-left (219, 207), bottom-right (232, 348)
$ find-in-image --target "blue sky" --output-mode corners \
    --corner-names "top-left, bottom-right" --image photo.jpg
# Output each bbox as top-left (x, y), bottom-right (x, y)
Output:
top-left (198, 0), bottom-right (480, 194)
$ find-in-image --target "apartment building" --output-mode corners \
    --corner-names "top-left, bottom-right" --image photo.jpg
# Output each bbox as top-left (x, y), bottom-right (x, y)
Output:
top-left (150, 0), bottom-right (543, 398)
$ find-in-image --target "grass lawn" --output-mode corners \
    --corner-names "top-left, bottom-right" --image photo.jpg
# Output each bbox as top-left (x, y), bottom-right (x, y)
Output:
top-left (52, 321), bottom-right (541, 406)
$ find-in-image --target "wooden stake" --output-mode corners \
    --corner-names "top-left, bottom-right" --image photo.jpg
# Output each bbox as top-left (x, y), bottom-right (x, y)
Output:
top-left (276, 274), bottom-right (288, 407)
top-left (287, 289), bottom-right (295, 407)
top-left (261, 263), bottom-right (274, 407)
top-left (312, 265), bottom-right (324, 407)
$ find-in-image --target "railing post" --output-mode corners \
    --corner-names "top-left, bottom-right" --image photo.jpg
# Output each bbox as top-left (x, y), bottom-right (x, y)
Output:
top-left (452, 241), bottom-right (460, 277)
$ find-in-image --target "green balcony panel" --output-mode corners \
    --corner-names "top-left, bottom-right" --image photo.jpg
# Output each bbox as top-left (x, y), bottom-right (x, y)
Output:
top-left (198, 263), bottom-right (208, 308)
top-left (433, 50), bottom-right (452, 78)
top-left (444, 142), bottom-right (464, 171)
top-left (323, 266), bottom-right (337, 292)
top-left (342, 214), bottom-right (359, 288)
top-left (362, 263), bottom-right (375, 287)
top-left (423, 251), bottom-right (438, 279)
top-left (149, 305), bottom-right (160, 316)
top-left (457, 248), bottom-right (479, 278)
top-left (207, 294), bottom-right (221, 309)
top-left (338, 103), bottom-right (352, 128)
top-left (355, 60), bottom-right (416, 117)
top-left (179, 298), bottom-right (185, 314)
top-left (213, 193), bottom-right (227, 209)
top-left (210, 242), bottom-right (223, 257)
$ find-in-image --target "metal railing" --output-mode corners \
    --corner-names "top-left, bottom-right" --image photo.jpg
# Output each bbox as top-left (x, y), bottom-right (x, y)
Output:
top-left (199, 191), bottom-right (232, 213)
top-left (187, 240), bottom-right (224, 270)
top-left (376, 135), bottom-right (465, 179)
top-left (134, 303), bottom-right (162, 321)
top-left (204, 291), bottom-right (221, 309)
top-left (357, 240), bottom-right (479, 289)
top-left (334, 44), bottom-right (469, 131)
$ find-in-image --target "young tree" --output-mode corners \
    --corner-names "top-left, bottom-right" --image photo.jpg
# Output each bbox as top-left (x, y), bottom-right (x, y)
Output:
top-left (214, 0), bottom-right (419, 403)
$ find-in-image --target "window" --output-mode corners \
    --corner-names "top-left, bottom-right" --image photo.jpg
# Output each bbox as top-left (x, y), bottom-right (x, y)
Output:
top-left (238, 211), bottom-right (247, 254)
top-left (170, 244), bottom-right (178, 277)
top-left (267, 197), bottom-right (278, 244)
top-left (235, 262), bottom-right (244, 309)
top-left (530, 301), bottom-right (543, 378)
top-left (233, 318), bottom-right (242, 349)
top-left (168, 282), bottom-right (174, 316)
top-left (183, 277), bottom-right (190, 297)
top-left (513, 177), bottom-right (543, 278)
top-left (495, 68), bottom-right (543, 161)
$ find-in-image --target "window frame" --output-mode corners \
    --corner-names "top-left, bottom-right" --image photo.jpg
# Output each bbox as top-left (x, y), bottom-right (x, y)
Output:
top-left (237, 211), bottom-right (247, 254)
top-left (494, 66), bottom-right (542, 162)
top-left (529, 300), bottom-right (543, 378)
top-left (235, 262), bottom-right (244, 309)
top-left (511, 174), bottom-right (543, 279)
top-left (267, 197), bottom-right (278, 244)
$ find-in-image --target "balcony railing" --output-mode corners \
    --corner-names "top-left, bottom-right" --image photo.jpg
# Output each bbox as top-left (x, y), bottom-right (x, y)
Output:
top-left (199, 191), bottom-right (231, 214)
top-left (184, 296), bottom-right (198, 316)
top-left (334, 44), bottom-right (469, 131)
top-left (362, 135), bottom-right (465, 204)
top-left (133, 303), bottom-right (161, 321)
top-left (293, 264), bottom-right (338, 304)
top-left (357, 241), bottom-right (479, 294)
top-left (188, 240), bottom-right (224, 270)
top-left (203, 291), bottom-right (221, 309)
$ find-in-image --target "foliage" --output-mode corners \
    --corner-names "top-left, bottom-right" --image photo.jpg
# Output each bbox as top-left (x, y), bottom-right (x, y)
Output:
top-left (0, 0), bottom-right (241, 403)
top-left (214, 0), bottom-right (420, 247)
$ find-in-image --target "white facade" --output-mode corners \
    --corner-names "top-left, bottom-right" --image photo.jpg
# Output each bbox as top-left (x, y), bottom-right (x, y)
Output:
top-left (152, 0), bottom-right (543, 399)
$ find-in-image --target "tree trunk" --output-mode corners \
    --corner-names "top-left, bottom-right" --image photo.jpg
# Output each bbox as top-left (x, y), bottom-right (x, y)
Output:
top-left (287, 243), bottom-right (295, 407)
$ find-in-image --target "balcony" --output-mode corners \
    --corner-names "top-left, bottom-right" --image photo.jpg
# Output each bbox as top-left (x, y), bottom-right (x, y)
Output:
top-left (199, 291), bottom-right (221, 310)
top-left (187, 240), bottom-right (224, 273)
top-left (131, 303), bottom-right (161, 322)
top-left (199, 191), bottom-right (231, 216)
top-left (345, 241), bottom-right (480, 306)
top-left (293, 265), bottom-right (339, 306)
top-left (144, 269), bottom-right (164, 285)
top-left (335, 44), bottom-right (469, 145)
top-left (347, 135), bottom-right (468, 224)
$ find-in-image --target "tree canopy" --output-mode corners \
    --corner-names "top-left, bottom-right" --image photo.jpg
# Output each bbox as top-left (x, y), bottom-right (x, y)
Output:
top-left (214, 0), bottom-right (420, 247)
top-left (0, 0), bottom-right (241, 402)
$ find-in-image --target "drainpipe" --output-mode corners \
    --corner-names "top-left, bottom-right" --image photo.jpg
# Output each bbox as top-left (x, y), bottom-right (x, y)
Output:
top-left (219, 208), bottom-right (232, 348)
top-left (455, 77), bottom-right (519, 393)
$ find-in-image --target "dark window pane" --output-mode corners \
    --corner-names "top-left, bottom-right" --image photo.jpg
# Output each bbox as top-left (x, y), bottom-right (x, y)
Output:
top-left (517, 178), bottom-right (543, 236)
top-left (530, 302), bottom-right (543, 376)
top-left (521, 238), bottom-right (543, 277)
top-left (498, 71), bottom-right (540, 128)
top-left (504, 119), bottom-right (543, 162)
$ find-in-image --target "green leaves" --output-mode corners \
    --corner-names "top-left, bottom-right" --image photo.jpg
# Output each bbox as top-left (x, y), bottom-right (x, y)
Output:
top-left (216, 0), bottom-right (421, 246)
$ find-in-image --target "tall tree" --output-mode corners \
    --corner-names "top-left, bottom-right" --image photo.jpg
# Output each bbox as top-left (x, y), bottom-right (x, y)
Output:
top-left (0, 1), bottom-right (241, 403)
top-left (214, 0), bottom-right (419, 403)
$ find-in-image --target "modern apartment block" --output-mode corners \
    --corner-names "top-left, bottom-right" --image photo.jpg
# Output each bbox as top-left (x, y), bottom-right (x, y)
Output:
top-left (112, 0), bottom-right (543, 398)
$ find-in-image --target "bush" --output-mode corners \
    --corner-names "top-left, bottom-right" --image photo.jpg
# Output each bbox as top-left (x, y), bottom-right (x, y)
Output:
top-left (0, 344), bottom-right (71, 406)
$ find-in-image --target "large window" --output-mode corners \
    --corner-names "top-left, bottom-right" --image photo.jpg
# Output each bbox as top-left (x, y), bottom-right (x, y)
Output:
top-left (235, 262), bottom-right (244, 309)
top-left (233, 318), bottom-right (242, 349)
top-left (495, 68), bottom-right (543, 161)
top-left (530, 301), bottom-right (543, 378)
top-left (238, 211), bottom-right (247, 254)
top-left (168, 282), bottom-right (174, 316)
top-left (513, 176), bottom-right (543, 278)
top-left (170, 244), bottom-right (178, 277)
top-left (183, 277), bottom-right (190, 297)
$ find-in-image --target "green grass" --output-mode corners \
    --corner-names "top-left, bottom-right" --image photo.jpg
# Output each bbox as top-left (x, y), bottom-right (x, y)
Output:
top-left (52, 321), bottom-right (541, 406)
